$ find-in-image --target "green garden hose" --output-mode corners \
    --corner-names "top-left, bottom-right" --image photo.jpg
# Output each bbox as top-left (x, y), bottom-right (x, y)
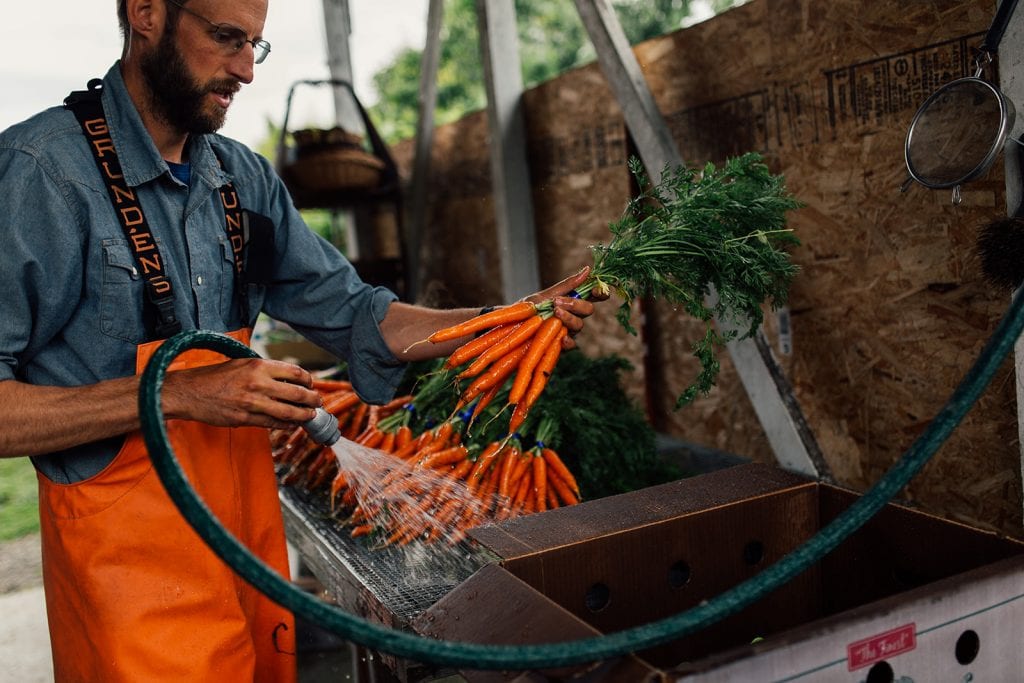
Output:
top-left (139, 288), bottom-right (1024, 670)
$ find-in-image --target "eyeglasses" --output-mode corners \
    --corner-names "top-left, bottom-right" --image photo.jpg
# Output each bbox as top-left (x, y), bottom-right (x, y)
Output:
top-left (166, 0), bottom-right (271, 64)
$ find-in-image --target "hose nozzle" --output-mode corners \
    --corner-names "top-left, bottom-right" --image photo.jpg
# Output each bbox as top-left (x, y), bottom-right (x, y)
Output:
top-left (302, 407), bottom-right (341, 446)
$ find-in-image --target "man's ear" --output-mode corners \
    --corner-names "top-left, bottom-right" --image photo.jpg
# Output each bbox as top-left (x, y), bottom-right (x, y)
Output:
top-left (125, 0), bottom-right (161, 39)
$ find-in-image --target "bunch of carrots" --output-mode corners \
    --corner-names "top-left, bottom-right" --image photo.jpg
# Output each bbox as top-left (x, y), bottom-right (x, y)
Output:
top-left (420, 152), bottom-right (802, 412)
top-left (270, 379), bottom-right (581, 547)
top-left (423, 299), bottom-right (569, 435)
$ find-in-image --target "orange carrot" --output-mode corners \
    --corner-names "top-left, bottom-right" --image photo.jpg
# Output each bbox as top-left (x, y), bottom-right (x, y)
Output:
top-left (505, 451), bottom-right (532, 500)
top-left (345, 403), bottom-right (369, 440)
top-left (507, 400), bottom-right (530, 435)
top-left (443, 322), bottom-right (520, 369)
top-left (497, 446), bottom-right (520, 500)
top-left (508, 317), bottom-right (564, 405)
top-left (457, 314), bottom-right (544, 380)
top-left (394, 424), bottom-right (413, 450)
top-left (419, 445), bottom-right (469, 470)
top-left (427, 301), bottom-right (537, 343)
top-left (459, 344), bottom-right (528, 405)
top-left (547, 466), bottom-right (580, 506)
top-left (546, 485), bottom-right (560, 510)
top-left (312, 378), bottom-right (352, 393)
top-left (541, 448), bottom-right (580, 496)
top-left (522, 327), bottom-right (566, 408)
top-left (467, 442), bottom-right (503, 490)
top-left (532, 454), bottom-right (547, 513)
top-left (323, 390), bottom-right (360, 416)
top-left (350, 524), bottom-right (374, 538)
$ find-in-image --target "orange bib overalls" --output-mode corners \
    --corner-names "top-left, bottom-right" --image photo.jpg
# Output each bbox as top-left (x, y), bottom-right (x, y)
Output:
top-left (38, 328), bottom-right (297, 682)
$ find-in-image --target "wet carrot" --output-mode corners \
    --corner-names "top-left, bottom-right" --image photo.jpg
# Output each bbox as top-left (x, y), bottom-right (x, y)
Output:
top-left (345, 402), bottom-right (369, 440)
top-left (522, 327), bottom-right (566, 408)
top-left (507, 400), bottom-right (530, 435)
top-left (419, 445), bottom-right (469, 470)
top-left (468, 384), bottom-right (501, 426)
top-left (467, 442), bottom-right (502, 490)
top-left (497, 446), bottom-right (521, 500)
top-left (323, 390), bottom-right (360, 416)
top-left (350, 524), bottom-right (374, 538)
top-left (508, 317), bottom-right (564, 405)
top-left (427, 301), bottom-right (537, 343)
top-left (505, 451), bottom-right (532, 500)
top-left (532, 454), bottom-right (547, 513)
top-left (443, 322), bottom-right (520, 369)
top-left (379, 429), bottom-right (397, 453)
top-left (457, 314), bottom-right (543, 380)
top-left (449, 456), bottom-right (475, 481)
top-left (459, 344), bottom-right (529, 405)
top-left (394, 424), bottom-right (413, 450)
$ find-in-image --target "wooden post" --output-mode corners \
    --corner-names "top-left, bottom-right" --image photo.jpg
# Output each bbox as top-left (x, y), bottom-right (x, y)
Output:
top-left (476, 0), bottom-right (541, 300)
top-left (573, 0), bottom-right (828, 479)
top-left (321, 0), bottom-right (366, 261)
top-left (406, 0), bottom-right (446, 302)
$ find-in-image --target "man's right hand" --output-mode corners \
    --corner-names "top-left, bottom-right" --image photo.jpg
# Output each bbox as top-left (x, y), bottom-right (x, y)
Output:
top-left (162, 358), bottom-right (322, 431)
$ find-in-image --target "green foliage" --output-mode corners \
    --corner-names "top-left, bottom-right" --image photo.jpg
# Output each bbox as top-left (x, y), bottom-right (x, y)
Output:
top-left (368, 0), bottom-right (742, 143)
top-left (0, 457), bottom-right (40, 541)
top-left (580, 153), bottom-right (803, 407)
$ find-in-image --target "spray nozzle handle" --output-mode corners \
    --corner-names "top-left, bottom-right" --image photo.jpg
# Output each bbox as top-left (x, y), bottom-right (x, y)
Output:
top-left (302, 407), bottom-right (341, 446)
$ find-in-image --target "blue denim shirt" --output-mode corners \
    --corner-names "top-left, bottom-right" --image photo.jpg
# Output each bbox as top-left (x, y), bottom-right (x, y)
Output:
top-left (0, 63), bottom-right (406, 482)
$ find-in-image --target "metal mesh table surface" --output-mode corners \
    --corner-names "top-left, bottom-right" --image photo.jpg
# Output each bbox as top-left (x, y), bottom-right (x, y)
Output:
top-left (279, 484), bottom-right (495, 621)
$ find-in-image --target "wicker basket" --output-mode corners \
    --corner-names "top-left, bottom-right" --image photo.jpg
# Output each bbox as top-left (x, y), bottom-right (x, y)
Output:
top-left (284, 127), bottom-right (387, 192)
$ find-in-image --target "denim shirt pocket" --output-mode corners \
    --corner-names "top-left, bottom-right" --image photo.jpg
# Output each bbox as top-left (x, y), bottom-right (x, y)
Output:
top-left (99, 239), bottom-right (147, 344)
top-left (217, 237), bottom-right (244, 327)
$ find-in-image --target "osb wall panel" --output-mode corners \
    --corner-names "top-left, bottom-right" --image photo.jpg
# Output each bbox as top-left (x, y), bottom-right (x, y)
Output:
top-left (391, 0), bottom-right (1022, 536)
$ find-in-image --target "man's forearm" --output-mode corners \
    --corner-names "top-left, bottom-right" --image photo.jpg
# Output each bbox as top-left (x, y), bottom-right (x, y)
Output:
top-left (378, 301), bottom-right (482, 362)
top-left (0, 377), bottom-right (143, 458)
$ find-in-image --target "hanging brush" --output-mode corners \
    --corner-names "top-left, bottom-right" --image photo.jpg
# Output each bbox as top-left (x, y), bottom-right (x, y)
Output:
top-left (977, 215), bottom-right (1024, 291)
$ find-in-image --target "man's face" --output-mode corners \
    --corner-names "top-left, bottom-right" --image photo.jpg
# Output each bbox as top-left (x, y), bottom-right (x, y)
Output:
top-left (140, 21), bottom-right (237, 134)
top-left (139, 1), bottom-right (266, 135)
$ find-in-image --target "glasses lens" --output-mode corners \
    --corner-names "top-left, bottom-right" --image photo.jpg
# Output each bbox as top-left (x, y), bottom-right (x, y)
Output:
top-left (254, 41), bottom-right (271, 64)
top-left (212, 25), bottom-right (247, 50)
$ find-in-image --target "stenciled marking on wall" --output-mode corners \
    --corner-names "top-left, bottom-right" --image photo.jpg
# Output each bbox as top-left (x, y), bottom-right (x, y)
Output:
top-left (431, 32), bottom-right (987, 198)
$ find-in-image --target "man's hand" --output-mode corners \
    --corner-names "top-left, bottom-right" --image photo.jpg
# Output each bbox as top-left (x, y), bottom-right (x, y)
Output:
top-left (522, 266), bottom-right (608, 350)
top-left (162, 358), bottom-right (321, 430)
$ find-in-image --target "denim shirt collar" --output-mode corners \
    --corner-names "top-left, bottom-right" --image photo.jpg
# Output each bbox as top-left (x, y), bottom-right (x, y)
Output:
top-left (99, 62), bottom-right (232, 192)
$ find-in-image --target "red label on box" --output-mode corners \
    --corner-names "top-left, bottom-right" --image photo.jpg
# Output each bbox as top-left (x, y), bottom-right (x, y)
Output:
top-left (847, 623), bottom-right (916, 671)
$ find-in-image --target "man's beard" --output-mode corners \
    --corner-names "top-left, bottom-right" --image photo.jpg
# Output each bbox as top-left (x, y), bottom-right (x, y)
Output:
top-left (139, 27), bottom-right (239, 135)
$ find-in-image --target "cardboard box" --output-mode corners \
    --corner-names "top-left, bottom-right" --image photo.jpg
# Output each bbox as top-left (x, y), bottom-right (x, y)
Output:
top-left (411, 464), bottom-right (1024, 681)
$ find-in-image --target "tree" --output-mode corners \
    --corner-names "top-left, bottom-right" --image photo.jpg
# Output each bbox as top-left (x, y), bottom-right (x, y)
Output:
top-left (368, 0), bottom-right (741, 142)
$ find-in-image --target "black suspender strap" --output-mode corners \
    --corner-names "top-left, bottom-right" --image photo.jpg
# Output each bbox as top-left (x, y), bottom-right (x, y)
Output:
top-left (214, 164), bottom-right (250, 321)
top-left (65, 79), bottom-right (181, 340)
top-left (64, 79), bottom-right (250, 339)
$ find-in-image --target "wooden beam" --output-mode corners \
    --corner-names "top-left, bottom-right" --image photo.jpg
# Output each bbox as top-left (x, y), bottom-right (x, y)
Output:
top-left (476, 0), bottom-right (541, 300)
top-left (406, 0), bottom-right (445, 302)
top-left (320, 0), bottom-right (361, 131)
top-left (573, 0), bottom-right (827, 479)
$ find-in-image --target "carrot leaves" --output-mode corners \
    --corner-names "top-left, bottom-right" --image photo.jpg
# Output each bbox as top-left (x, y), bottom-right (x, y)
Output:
top-left (579, 152), bottom-right (803, 407)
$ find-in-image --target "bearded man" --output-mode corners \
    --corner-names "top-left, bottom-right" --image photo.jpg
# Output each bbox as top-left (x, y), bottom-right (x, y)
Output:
top-left (0, 1), bottom-right (599, 680)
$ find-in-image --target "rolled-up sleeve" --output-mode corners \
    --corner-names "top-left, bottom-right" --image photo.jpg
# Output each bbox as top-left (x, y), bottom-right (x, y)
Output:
top-left (256, 174), bottom-right (407, 404)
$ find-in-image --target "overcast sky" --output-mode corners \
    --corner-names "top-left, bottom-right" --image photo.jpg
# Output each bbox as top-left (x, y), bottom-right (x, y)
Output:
top-left (0, 1), bottom-right (428, 149)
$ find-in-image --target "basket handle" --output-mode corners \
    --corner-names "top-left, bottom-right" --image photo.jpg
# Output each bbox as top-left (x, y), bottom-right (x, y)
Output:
top-left (274, 79), bottom-right (397, 189)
